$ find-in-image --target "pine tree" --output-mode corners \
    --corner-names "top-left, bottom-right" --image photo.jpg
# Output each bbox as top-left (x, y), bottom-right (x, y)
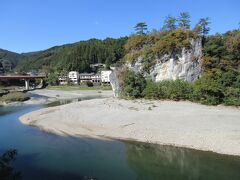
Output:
top-left (178, 12), bottom-right (191, 29)
top-left (162, 15), bottom-right (177, 31)
top-left (197, 18), bottom-right (210, 36)
top-left (195, 17), bottom-right (210, 45)
top-left (134, 22), bottom-right (148, 35)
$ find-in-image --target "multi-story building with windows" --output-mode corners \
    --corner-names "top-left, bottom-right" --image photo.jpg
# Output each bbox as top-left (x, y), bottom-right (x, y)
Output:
top-left (68, 71), bottom-right (79, 84)
top-left (101, 70), bottom-right (112, 84)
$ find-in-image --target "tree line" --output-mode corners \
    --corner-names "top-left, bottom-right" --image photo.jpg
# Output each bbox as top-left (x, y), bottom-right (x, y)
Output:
top-left (16, 37), bottom-right (128, 74)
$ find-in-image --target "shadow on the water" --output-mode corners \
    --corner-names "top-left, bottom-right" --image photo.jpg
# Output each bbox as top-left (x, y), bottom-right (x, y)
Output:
top-left (125, 141), bottom-right (240, 180)
top-left (1, 149), bottom-right (97, 180)
top-left (15, 159), bottom-right (97, 180)
top-left (0, 149), bottom-right (21, 180)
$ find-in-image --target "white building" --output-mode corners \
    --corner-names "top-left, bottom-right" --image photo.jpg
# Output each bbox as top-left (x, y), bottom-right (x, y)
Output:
top-left (79, 73), bottom-right (101, 83)
top-left (79, 73), bottom-right (94, 83)
top-left (101, 70), bottom-right (112, 83)
top-left (68, 71), bottom-right (79, 84)
top-left (91, 74), bottom-right (101, 83)
top-left (58, 75), bottom-right (68, 85)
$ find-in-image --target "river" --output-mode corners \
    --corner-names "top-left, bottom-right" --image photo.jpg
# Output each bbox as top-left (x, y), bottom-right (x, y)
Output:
top-left (1, 99), bottom-right (240, 180)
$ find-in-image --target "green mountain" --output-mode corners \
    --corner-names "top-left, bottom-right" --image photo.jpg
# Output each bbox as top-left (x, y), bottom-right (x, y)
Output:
top-left (0, 48), bottom-right (24, 72)
top-left (15, 37), bottom-right (128, 73)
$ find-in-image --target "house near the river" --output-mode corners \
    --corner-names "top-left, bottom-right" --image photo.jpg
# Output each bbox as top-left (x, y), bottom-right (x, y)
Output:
top-left (58, 75), bottom-right (68, 85)
top-left (91, 74), bottom-right (101, 83)
top-left (101, 70), bottom-right (112, 84)
top-left (79, 73), bottom-right (101, 83)
top-left (68, 71), bottom-right (79, 85)
top-left (58, 70), bottom-right (112, 85)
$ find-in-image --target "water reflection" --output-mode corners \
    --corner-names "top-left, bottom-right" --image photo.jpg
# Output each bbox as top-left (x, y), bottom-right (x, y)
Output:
top-left (125, 141), bottom-right (240, 180)
top-left (0, 149), bottom-right (21, 180)
top-left (1, 100), bottom-right (240, 180)
top-left (0, 105), bottom-right (27, 116)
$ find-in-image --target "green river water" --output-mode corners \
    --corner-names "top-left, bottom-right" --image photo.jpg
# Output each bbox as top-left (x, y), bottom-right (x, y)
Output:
top-left (0, 97), bottom-right (240, 180)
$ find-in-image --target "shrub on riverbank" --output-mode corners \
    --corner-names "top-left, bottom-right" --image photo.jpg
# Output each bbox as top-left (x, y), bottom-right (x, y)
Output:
top-left (47, 72), bottom-right (59, 86)
top-left (119, 69), bottom-right (146, 98)
top-left (190, 75), bottom-right (224, 105)
top-left (121, 70), bottom-right (239, 106)
top-left (0, 88), bottom-right (9, 96)
top-left (143, 80), bottom-right (192, 101)
top-left (0, 92), bottom-right (29, 103)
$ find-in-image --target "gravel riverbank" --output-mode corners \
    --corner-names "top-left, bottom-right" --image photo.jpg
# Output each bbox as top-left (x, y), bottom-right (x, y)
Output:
top-left (19, 94), bottom-right (240, 156)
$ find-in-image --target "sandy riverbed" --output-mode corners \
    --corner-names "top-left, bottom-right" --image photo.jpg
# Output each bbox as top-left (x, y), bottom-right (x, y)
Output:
top-left (19, 93), bottom-right (240, 156)
top-left (26, 89), bottom-right (113, 103)
top-left (1, 89), bottom-right (112, 106)
top-left (0, 89), bottom-right (112, 106)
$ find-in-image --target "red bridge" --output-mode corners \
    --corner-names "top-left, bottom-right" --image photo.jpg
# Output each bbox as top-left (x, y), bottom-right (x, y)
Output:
top-left (0, 75), bottom-right (46, 90)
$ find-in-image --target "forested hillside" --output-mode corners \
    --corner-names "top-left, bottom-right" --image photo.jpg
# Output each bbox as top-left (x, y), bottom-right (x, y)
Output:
top-left (16, 37), bottom-right (127, 73)
top-left (0, 49), bottom-right (24, 72)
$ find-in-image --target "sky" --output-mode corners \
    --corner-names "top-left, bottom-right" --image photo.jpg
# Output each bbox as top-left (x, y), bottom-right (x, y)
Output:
top-left (1, 0), bottom-right (239, 53)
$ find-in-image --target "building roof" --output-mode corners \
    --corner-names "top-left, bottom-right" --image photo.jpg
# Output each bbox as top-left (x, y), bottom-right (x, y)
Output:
top-left (90, 63), bottom-right (106, 68)
top-left (79, 73), bottom-right (95, 76)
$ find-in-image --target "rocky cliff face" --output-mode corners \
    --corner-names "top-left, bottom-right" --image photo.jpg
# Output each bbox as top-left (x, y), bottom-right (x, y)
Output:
top-left (128, 38), bottom-right (202, 82)
top-left (109, 70), bottom-right (120, 97)
top-left (110, 38), bottom-right (202, 97)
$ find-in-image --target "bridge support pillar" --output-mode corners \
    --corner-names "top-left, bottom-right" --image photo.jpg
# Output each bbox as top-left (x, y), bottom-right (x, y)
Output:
top-left (25, 79), bottom-right (30, 90)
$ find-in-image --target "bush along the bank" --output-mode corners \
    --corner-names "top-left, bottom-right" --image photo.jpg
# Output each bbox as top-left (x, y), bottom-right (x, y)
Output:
top-left (0, 92), bottom-right (29, 103)
top-left (120, 70), bottom-right (240, 106)
top-left (190, 75), bottom-right (224, 105)
top-left (143, 79), bottom-right (192, 101)
top-left (119, 69), bottom-right (146, 98)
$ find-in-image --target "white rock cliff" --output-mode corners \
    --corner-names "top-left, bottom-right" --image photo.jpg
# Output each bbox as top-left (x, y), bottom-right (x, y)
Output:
top-left (129, 38), bottom-right (202, 82)
top-left (110, 38), bottom-right (202, 97)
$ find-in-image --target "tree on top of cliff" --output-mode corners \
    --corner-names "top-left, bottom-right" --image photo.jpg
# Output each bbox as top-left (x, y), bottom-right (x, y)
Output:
top-left (152, 28), bottom-right (191, 57)
top-left (178, 12), bottom-right (191, 30)
top-left (197, 18), bottom-right (211, 36)
top-left (195, 17), bottom-right (211, 45)
top-left (124, 35), bottom-right (148, 52)
top-left (162, 15), bottom-right (177, 31)
top-left (134, 22), bottom-right (148, 35)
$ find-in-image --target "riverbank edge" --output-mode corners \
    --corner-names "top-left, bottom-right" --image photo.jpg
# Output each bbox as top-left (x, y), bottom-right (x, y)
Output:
top-left (19, 96), bottom-right (240, 157)
top-left (0, 89), bottom-right (113, 106)
top-left (20, 120), bottom-right (240, 157)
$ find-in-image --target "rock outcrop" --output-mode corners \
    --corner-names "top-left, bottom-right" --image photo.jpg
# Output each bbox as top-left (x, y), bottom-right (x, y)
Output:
top-left (128, 38), bottom-right (202, 82)
top-left (110, 38), bottom-right (202, 97)
top-left (109, 70), bottom-right (120, 97)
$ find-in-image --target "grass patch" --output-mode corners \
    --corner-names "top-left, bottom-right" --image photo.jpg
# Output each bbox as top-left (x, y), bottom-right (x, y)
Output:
top-left (0, 92), bottom-right (29, 103)
top-left (0, 88), bottom-right (8, 96)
